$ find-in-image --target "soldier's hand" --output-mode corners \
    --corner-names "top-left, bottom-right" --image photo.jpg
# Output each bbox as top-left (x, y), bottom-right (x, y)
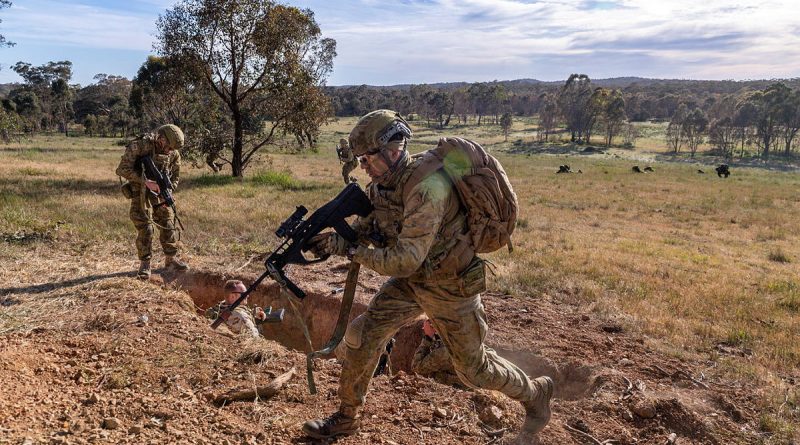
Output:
top-left (306, 232), bottom-right (351, 258)
top-left (254, 307), bottom-right (266, 321)
top-left (145, 179), bottom-right (160, 193)
top-left (423, 319), bottom-right (436, 338)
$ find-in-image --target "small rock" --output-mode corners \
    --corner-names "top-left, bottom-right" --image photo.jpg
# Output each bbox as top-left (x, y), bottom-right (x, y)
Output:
top-left (581, 314), bottom-right (590, 322)
top-left (619, 358), bottom-right (634, 366)
top-left (622, 410), bottom-right (634, 421)
top-left (137, 315), bottom-right (149, 326)
top-left (128, 425), bottom-right (143, 434)
top-left (479, 405), bottom-right (504, 425)
top-left (433, 407), bottom-right (448, 419)
top-left (86, 393), bottom-right (100, 404)
top-left (602, 324), bottom-right (623, 333)
top-left (70, 420), bottom-right (85, 433)
top-left (102, 417), bottom-right (121, 430)
top-left (632, 401), bottom-right (657, 419)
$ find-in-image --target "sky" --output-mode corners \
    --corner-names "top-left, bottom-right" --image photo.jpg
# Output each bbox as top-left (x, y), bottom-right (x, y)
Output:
top-left (0, 0), bottom-right (798, 87)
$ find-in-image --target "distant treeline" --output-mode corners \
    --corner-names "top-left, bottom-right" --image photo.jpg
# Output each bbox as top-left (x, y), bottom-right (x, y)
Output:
top-left (325, 75), bottom-right (800, 158)
top-left (2, 62), bottom-right (799, 160)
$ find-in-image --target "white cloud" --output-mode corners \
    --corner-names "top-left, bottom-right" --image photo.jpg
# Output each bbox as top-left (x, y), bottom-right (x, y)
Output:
top-left (4, 0), bottom-right (157, 51)
top-left (2, 0), bottom-right (798, 85)
top-left (303, 0), bottom-right (800, 83)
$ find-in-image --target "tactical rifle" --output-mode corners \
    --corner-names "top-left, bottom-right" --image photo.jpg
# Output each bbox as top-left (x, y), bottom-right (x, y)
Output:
top-left (136, 154), bottom-right (184, 231)
top-left (210, 183), bottom-right (373, 329)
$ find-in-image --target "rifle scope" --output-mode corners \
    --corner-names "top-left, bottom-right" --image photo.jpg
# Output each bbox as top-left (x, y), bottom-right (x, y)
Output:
top-left (275, 206), bottom-right (308, 238)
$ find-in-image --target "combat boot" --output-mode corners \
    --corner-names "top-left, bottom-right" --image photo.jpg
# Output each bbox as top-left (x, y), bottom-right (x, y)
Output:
top-left (165, 255), bottom-right (189, 271)
top-left (521, 376), bottom-right (554, 435)
top-left (302, 411), bottom-right (361, 439)
top-left (137, 260), bottom-right (151, 280)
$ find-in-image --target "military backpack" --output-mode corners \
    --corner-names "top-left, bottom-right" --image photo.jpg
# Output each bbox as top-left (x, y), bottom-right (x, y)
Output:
top-left (404, 137), bottom-right (518, 253)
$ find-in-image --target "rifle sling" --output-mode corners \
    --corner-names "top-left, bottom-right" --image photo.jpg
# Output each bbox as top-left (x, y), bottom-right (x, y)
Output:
top-left (304, 260), bottom-right (361, 394)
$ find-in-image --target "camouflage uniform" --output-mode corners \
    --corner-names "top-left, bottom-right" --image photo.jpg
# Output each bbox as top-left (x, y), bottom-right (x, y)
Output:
top-left (206, 303), bottom-right (261, 338)
top-left (411, 334), bottom-right (462, 388)
top-left (337, 138), bottom-right (358, 185)
top-left (338, 153), bottom-right (538, 415)
top-left (304, 110), bottom-right (551, 440)
top-left (115, 134), bottom-right (181, 262)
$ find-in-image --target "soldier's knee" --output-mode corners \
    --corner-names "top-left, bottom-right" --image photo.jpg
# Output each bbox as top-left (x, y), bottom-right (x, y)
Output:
top-left (345, 315), bottom-right (366, 350)
top-left (453, 365), bottom-right (483, 389)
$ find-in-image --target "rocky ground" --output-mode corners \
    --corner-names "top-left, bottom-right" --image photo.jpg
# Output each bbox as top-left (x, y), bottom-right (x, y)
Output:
top-left (0, 245), bottom-right (770, 444)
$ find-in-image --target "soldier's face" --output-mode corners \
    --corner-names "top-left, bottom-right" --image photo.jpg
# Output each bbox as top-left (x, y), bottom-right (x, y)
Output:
top-left (359, 152), bottom-right (390, 179)
top-left (157, 135), bottom-right (173, 153)
top-left (226, 292), bottom-right (243, 305)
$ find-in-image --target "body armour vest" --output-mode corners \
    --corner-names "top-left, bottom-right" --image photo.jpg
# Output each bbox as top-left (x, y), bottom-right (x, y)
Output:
top-left (364, 153), bottom-right (473, 279)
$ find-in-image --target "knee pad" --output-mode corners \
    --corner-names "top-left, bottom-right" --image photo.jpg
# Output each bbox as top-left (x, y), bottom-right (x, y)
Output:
top-left (344, 314), bottom-right (366, 350)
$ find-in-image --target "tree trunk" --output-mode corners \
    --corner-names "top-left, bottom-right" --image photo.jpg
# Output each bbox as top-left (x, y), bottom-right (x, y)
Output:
top-left (232, 110), bottom-right (244, 177)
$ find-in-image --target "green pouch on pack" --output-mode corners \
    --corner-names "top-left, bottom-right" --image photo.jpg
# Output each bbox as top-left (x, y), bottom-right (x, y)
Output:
top-left (459, 258), bottom-right (487, 297)
top-left (120, 182), bottom-right (135, 199)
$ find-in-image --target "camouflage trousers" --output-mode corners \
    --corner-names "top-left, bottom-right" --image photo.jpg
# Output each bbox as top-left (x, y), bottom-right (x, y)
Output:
top-left (128, 195), bottom-right (179, 261)
top-left (339, 262), bottom-right (537, 415)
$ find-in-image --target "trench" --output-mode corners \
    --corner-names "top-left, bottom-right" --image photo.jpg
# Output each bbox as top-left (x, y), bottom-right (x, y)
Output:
top-left (161, 268), bottom-right (424, 372)
top-left (162, 268), bottom-right (599, 400)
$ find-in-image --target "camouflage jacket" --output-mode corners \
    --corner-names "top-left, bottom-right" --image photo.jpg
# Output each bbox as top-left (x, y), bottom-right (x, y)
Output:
top-left (351, 152), bottom-right (471, 280)
top-left (115, 134), bottom-right (181, 188)
top-left (205, 302), bottom-right (261, 338)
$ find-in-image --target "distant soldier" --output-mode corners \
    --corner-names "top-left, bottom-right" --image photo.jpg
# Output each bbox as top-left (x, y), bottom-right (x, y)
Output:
top-left (336, 138), bottom-right (359, 185)
top-left (206, 280), bottom-right (268, 338)
top-left (116, 124), bottom-right (188, 279)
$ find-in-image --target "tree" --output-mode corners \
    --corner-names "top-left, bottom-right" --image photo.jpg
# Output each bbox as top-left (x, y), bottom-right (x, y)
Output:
top-left (537, 93), bottom-right (558, 142)
top-left (622, 123), bottom-right (639, 148)
top-left (0, 105), bottom-right (19, 142)
top-left (745, 83), bottom-right (789, 158)
top-left (733, 100), bottom-right (757, 158)
top-left (666, 103), bottom-right (688, 153)
top-left (682, 108), bottom-right (708, 157)
top-left (708, 117), bottom-right (736, 158)
top-left (592, 88), bottom-right (626, 147)
top-left (499, 112), bottom-right (512, 141)
top-left (558, 74), bottom-right (593, 142)
top-left (11, 60), bottom-right (73, 132)
top-left (0, 0), bottom-right (14, 49)
top-left (778, 88), bottom-right (800, 155)
top-left (468, 83), bottom-right (490, 125)
top-left (156, 0), bottom-right (336, 177)
top-left (83, 114), bottom-right (97, 136)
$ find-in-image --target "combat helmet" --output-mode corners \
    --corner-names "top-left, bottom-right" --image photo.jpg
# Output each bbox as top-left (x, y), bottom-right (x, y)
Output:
top-left (157, 124), bottom-right (185, 150)
top-left (348, 110), bottom-right (412, 157)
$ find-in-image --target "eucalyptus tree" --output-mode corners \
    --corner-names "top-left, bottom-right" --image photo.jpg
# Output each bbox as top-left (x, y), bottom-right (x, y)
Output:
top-left (156, 0), bottom-right (335, 176)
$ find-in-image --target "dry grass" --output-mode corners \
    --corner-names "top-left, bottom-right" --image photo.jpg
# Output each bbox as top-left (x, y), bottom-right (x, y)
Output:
top-left (2, 121), bottom-right (800, 433)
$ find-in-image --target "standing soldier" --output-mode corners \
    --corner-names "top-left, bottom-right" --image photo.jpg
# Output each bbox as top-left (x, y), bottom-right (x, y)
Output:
top-left (336, 137), bottom-right (359, 185)
top-left (116, 124), bottom-right (188, 279)
top-left (302, 110), bottom-right (554, 441)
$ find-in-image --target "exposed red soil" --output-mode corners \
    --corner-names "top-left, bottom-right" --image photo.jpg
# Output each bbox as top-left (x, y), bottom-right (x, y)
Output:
top-left (0, 248), bottom-right (767, 444)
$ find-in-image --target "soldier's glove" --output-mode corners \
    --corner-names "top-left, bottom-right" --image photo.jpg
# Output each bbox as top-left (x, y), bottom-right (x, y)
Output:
top-left (306, 232), bottom-right (352, 258)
